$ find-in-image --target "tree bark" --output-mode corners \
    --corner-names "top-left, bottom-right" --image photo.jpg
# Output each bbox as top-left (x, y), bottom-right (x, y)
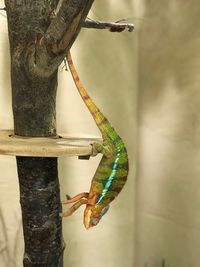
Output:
top-left (4, 0), bottom-right (94, 266)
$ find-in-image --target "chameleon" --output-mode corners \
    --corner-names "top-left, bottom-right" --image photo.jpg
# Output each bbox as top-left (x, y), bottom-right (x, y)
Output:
top-left (61, 52), bottom-right (129, 229)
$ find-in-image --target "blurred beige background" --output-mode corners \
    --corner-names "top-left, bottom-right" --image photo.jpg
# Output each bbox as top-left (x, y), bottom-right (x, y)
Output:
top-left (136, 1), bottom-right (200, 267)
top-left (0, 1), bottom-right (136, 267)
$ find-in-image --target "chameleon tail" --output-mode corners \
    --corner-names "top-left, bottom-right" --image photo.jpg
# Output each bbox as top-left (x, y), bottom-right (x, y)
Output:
top-left (66, 52), bottom-right (109, 135)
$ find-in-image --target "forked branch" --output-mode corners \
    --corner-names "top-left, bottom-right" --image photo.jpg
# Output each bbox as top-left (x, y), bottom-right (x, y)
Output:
top-left (44, 0), bottom-right (94, 55)
top-left (30, 0), bottom-right (94, 77)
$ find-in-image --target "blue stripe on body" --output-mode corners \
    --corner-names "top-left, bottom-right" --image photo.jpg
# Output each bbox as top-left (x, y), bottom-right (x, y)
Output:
top-left (97, 151), bottom-right (121, 204)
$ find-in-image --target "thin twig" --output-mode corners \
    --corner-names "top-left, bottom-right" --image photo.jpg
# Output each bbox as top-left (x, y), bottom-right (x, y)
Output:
top-left (83, 18), bottom-right (134, 32)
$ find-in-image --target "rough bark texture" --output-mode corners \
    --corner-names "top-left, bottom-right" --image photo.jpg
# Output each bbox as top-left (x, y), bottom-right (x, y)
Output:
top-left (4, 0), bottom-right (94, 266)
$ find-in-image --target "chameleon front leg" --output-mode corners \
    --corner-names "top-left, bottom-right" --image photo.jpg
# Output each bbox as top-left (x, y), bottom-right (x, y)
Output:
top-left (61, 198), bottom-right (88, 217)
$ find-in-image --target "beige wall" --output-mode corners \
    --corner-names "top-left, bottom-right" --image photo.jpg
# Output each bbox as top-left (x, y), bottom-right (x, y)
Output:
top-left (136, 1), bottom-right (200, 267)
top-left (0, 1), bottom-right (136, 267)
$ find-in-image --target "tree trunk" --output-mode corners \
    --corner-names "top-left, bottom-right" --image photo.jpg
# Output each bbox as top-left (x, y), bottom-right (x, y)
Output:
top-left (4, 0), bottom-right (94, 266)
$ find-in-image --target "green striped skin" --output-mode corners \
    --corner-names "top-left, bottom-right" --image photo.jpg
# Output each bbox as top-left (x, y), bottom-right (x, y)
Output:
top-left (67, 52), bottom-right (129, 229)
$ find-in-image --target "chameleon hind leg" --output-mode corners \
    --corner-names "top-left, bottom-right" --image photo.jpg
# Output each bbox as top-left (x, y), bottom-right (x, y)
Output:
top-left (61, 198), bottom-right (88, 217)
top-left (92, 142), bottom-right (113, 158)
top-left (61, 192), bottom-right (89, 217)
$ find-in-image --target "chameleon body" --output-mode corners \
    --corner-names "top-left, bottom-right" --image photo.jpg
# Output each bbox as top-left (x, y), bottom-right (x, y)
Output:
top-left (62, 52), bottom-right (129, 229)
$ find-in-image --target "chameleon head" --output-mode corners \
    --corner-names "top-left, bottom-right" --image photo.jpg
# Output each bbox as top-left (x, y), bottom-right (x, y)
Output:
top-left (84, 204), bottom-right (110, 229)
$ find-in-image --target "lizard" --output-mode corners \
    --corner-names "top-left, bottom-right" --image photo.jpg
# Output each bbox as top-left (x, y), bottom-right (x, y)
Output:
top-left (61, 52), bottom-right (129, 229)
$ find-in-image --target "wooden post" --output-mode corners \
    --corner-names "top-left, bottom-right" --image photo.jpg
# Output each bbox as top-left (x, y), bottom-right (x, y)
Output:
top-left (4, 1), bottom-right (94, 266)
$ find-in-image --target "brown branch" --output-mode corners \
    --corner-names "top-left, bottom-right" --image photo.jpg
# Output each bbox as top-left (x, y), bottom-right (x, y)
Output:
top-left (83, 18), bottom-right (134, 32)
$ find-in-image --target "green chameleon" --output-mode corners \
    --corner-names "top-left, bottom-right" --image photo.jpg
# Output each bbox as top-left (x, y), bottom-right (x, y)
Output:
top-left (61, 52), bottom-right (129, 229)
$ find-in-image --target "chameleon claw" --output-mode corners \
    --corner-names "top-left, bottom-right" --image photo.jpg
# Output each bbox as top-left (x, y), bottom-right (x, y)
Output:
top-left (65, 194), bottom-right (71, 200)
